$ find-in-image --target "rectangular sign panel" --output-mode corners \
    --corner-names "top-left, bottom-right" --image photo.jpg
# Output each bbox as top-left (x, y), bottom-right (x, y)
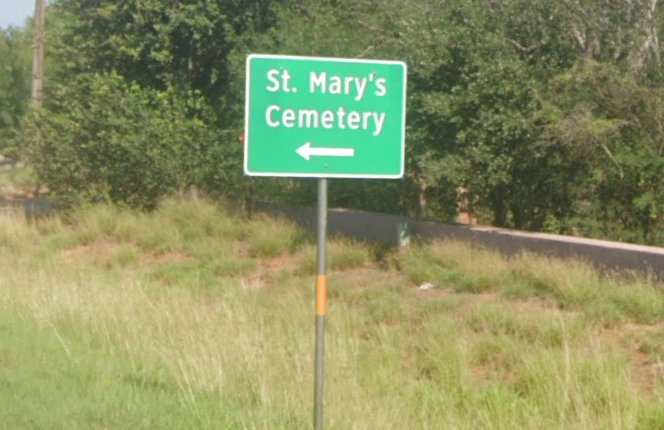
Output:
top-left (244, 54), bottom-right (407, 178)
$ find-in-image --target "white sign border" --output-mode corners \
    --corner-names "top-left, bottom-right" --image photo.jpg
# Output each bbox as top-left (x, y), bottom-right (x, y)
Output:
top-left (243, 53), bottom-right (407, 179)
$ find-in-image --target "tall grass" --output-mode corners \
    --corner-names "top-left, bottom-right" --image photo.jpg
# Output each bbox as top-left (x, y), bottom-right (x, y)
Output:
top-left (1, 198), bottom-right (663, 429)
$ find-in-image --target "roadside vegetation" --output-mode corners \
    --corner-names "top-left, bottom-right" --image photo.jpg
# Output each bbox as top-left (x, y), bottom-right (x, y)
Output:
top-left (1, 197), bottom-right (663, 429)
top-left (2, 2), bottom-right (664, 428)
top-left (0, 162), bottom-right (38, 198)
top-left (4, 1), bottom-right (664, 244)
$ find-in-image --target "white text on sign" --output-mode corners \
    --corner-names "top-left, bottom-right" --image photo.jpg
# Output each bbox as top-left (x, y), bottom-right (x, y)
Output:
top-left (264, 69), bottom-right (389, 137)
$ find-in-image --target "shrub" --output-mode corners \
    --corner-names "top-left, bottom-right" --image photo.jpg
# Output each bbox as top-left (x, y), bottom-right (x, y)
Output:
top-left (27, 72), bottom-right (220, 209)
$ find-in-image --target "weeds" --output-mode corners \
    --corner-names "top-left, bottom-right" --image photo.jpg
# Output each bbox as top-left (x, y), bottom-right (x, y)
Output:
top-left (1, 197), bottom-right (663, 429)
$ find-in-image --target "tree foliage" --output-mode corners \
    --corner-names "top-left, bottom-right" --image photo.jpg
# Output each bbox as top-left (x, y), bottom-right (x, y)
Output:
top-left (4, 0), bottom-right (664, 244)
top-left (0, 26), bottom-right (31, 158)
top-left (28, 72), bottom-right (223, 209)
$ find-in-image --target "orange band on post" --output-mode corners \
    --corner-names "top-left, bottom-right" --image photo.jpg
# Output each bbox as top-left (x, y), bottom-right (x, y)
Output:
top-left (315, 275), bottom-right (327, 316)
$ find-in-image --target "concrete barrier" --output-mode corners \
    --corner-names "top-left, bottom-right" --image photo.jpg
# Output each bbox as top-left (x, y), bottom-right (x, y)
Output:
top-left (0, 198), bottom-right (53, 217)
top-left (5, 198), bottom-right (663, 280)
top-left (262, 203), bottom-right (664, 281)
top-left (410, 220), bottom-right (664, 280)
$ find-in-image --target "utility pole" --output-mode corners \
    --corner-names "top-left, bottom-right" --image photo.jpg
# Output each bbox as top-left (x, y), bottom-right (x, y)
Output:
top-left (30, 0), bottom-right (46, 196)
top-left (31, 0), bottom-right (46, 107)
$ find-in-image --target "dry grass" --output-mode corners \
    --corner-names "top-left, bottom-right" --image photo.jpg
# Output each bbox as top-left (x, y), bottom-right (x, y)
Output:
top-left (1, 198), bottom-right (664, 429)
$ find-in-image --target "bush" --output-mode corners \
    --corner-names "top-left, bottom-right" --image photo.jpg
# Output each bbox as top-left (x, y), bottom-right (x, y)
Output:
top-left (27, 72), bottom-right (222, 209)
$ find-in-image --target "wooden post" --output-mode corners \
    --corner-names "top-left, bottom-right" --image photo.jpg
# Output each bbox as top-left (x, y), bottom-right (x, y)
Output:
top-left (31, 0), bottom-right (46, 107)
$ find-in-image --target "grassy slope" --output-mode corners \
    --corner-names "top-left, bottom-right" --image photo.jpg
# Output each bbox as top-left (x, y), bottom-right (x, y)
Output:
top-left (1, 198), bottom-right (664, 429)
top-left (0, 311), bottom-right (238, 430)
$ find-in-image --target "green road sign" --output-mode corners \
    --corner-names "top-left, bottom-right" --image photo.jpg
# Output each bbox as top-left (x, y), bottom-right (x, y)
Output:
top-left (244, 54), bottom-right (407, 178)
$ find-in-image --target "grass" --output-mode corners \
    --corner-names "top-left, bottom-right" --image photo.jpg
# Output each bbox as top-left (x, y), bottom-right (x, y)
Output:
top-left (0, 310), bottom-right (238, 429)
top-left (1, 197), bottom-right (664, 429)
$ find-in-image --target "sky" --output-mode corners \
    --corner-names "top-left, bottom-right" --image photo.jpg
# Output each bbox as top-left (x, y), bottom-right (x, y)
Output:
top-left (0, 0), bottom-right (37, 29)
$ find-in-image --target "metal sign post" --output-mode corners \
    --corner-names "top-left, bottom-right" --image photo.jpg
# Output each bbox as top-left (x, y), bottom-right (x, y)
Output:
top-left (244, 53), bottom-right (407, 430)
top-left (314, 178), bottom-right (327, 430)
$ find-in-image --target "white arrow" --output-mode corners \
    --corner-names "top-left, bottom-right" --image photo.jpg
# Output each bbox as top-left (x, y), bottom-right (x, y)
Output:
top-left (296, 142), bottom-right (355, 161)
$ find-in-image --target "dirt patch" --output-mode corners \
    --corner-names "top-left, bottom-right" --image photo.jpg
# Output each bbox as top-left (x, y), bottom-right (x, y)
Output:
top-left (603, 324), bottom-right (664, 396)
top-left (239, 253), bottom-right (303, 289)
top-left (59, 240), bottom-right (192, 267)
top-left (414, 287), bottom-right (502, 305)
top-left (625, 323), bottom-right (664, 395)
top-left (264, 253), bottom-right (301, 271)
top-left (147, 252), bottom-right (193, 264)
top-left (240, 273), bottom-right (266, 289)
top-left (510, 296), bottom-right (559, 313)
top-left (233, 242), bottom-right (252, 259)
top-left (59, 240), bottom-right (118, 263)
top-left (630, 349), bottom-right (663, 395)
top-left (624, 322), bottom-right (664, 334)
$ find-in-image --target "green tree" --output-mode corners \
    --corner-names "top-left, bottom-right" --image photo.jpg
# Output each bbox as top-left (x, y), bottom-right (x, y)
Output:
top-left (543, 60), bottom-right (664, 244)
top-left (29, 0), bottom-right (284, 207)
top-left (533, 0), bottom-right (664, 243)
top-left (48, 0), bottom-right (279, 112)
top-left (25, 0), bottom-right (664, 245)
top-left (29, 72), bottom-right (220, 209)
top-left (376, 1), bottom-right (576, 227)
top-left (0, 26), bottom-right (31, 158)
